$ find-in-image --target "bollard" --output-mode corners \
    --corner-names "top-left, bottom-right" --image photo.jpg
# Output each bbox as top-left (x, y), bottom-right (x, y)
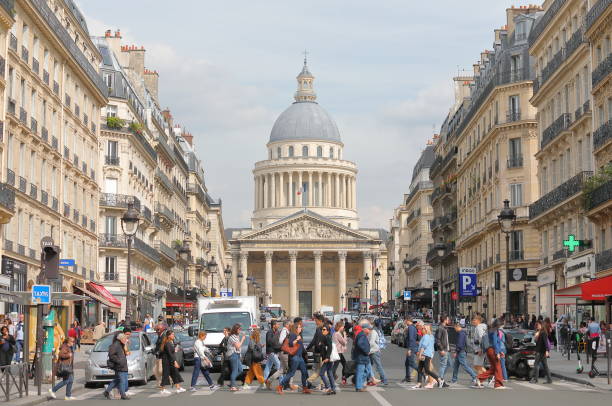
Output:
top-left (42, 310), bottom-right (55, 383)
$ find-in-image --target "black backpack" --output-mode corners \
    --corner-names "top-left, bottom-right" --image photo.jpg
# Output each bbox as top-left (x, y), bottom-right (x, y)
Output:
top-left (272, 329), bottom-right (282, 351)
top-left (252, 342), bottom-right (264, 363)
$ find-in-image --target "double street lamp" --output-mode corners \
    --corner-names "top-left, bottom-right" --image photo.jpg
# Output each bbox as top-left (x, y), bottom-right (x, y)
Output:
top-left (178, 240), bottom-right (191, 323)
top-left (498, 199), bottom-right (516, 316)
top-left (121, 202), bottom-right (140, 324)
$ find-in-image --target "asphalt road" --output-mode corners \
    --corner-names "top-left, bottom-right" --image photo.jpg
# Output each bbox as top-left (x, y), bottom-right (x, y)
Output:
top-left (40, 339), bottom-right (609, 405)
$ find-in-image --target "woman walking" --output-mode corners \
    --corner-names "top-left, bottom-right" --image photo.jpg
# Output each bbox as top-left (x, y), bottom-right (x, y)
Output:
top-left (319, 324), bottom-right (336, 395)
top-left (530, 322), bottom-right (552, 384)
top-left (160, 331), bottom-right (185, 394)
top-left (277, 323), bottom-right (311, 394)
top-left (48, 337), bottom-right (76, 400)
top-left (227, 324), bottom-right (246, 392)
top-left (413, 324), bottom-right (441, 389)
top-left (477, 320), bottom-right (505, 389)
top-left (190, 331), bottom-right (219, 391)
top-left (332, 321), bottom-right (348, 385)
top-left (244, 328), bottom-right (265, 388)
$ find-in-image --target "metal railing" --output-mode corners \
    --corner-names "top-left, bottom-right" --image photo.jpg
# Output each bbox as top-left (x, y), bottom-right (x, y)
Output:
top-left (0, 362), bottom-right (28, 401)
top-left (586, 0), bottom-right (612, 31)
top-left (588, 178), bottom-right (612, 211)
top-left (592, 53), bottom-right (612, 89)
top-left (0, 182), bottom-right (15, 211)
top-left (507, 155), bottom-right (524, 169)
top-left (155, 169), bottom-right (174, 192)
top-left (595, 247), bottom-right (612, 273)
top-left (32, 57), bottom-right (39, 74)
top-left (9, 32), bottom-right (16, 52)
top-left (593, 120), bottom-right (612, 150)
top-left (99, 234), bottom-right (160, 263)
top-left (535, 27), bottom-right (585, 95)
top-left (156, 240), bottom-right (177, 262)
top-left (506, 110), bottom-right (521, 122)
top-left (29, 183), bottom-right (37, 200)
top-left (155, 202), bottom-right (174, 222)
top-left (99, 193), bottom-right (141, 211)
top-left (528, 0), bottom-right (567, 46)
top-left (529, 171), bottom-right (593, 219)
top-left (104, 155), bottom-right (119, 165)
top-left (510, 250), bottom-right (524, 261)
top-left (552, 249), bottom-right (566, 261)
top-left (541, 113), bottom-right (571, 149)
top-left (18, 176), bottom-right (26, 193)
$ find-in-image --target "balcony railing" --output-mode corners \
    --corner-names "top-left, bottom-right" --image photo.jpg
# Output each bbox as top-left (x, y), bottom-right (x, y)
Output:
top-left (529, 171), bottom-right (593, 219)
top-left (0, 182), bottom-right (15, 212)
top-left (41, 126), bottom-right (48, 142)
top-left (29, 183), bottom-right (37, 200)
top-left (586, 0), bottom-right (612, 31)
top-left (53, 81), bottom-right (59, 95)
top-left (142, 205), bottom-right (152, 222)
top-left (9, 33), bottom-right (16, 52)
top-left (593, 120), bottom-right (612, 150)
top-left (155, 169), bottom-right (174, 192)
top-left (63, 203), bottom-right (70, 218)
top-left (30, 117), bottom-right (37, 134)
top-left (41, 190), bottom-right (48, 206)
top-left (19, 107), bottom-right (27, 124)
top-left (510, 250), bottom-right (524, 261)
top-left (7, 98), bottom-right (15, 115)
top-left (63, 146), bottom-right (70, 159)
top-left (18, 176), bottom-right (26, 193)
top-left (52, 197), bottom-right (58, 211)
top-left (99, 193), bottom-right (141, 211)
top-left (506, 110), bottom-right (521, 122)
top-left (52, 136), bottom-right (58, 150)
top-left (541, 113), bottom-right (571, 149)
top-left (104, 155), bottom-right (119, 166)
top-left (529, 0), bottom-right (567, 46)
top-left (588, 178), bottom-right (612, 211)
top-left (592, 54), bottom-right (612, 89)
top-left (21, 46), bottom-right (28, 62)
top-left (507, 155), bottom-right (524, 169)
top-left (73, 209), bottom-right (79, 224)
top-left (595, 247), bottom-right (612, 273)
top-left (64, 93), bottom-right (70, 107)
top-left (90, 219), bottom-right (96, 232)
top-left (156, 240), bottom-right (177, 262)
top-left (155, 202), bottom-right (174, 222)
top-left (43, 70), bottom-right (49, 85)
top-left (32, 57), bottom-right (39, 74)
top-left (99, 234), bottom-right (160, 263)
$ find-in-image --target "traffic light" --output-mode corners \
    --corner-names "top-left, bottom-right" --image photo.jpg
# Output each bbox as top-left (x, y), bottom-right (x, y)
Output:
top-left (432, 281), bottom-right (439, 295)
top-left (42, 245), bottom-right (60, 280)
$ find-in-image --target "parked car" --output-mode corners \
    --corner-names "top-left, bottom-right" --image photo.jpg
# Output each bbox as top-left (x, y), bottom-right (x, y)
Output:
top-left (85, 331), bottom-right (155, 387)
top-left (175, 330), bottom-right (195, 365)
top-left (379, 317), bottom-right (393, 335)
top-left (145, 331), bottom-right (185, 371)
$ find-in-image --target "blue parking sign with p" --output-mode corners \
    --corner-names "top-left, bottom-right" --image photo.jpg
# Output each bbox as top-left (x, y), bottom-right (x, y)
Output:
top-left (459, 268), bottom-right (477, 297)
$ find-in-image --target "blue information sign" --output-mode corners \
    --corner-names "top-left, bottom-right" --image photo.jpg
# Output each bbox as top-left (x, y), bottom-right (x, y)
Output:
top-left (403, 290), bottom-right (411, 300)
top-left (32, 285), bottom-right (51, 304)
top-left (220, 288), bottom-right (233, 298)
top-left (59, 259), bottom-right (75, 267)
top-left (459, 268), bottom-right (477, 297)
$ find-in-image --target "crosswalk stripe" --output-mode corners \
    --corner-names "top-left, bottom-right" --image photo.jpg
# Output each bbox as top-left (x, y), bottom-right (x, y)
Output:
top-left (234, 386), bottom-right (259, 394)
top-left (148, 391), bottom-right (174, 398)
top-left (370, 390), bottom-right (392, 406)
top-left (512, 381), bottom-right (552, 391)
top-left (552, 381), bottom-right (597, 392)
top-left (192, 388), bottom-right (219, 395)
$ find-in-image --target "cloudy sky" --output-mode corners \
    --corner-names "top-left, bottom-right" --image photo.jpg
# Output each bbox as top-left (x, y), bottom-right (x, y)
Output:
top-left (78, 0), bottom-right (527, 229)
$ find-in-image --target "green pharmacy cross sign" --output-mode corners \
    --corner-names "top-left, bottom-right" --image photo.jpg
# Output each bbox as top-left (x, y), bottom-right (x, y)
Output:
top-left (563, 234), bottom-right (584, 252)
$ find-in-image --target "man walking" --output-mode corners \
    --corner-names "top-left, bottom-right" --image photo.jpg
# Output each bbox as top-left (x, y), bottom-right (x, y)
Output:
top-left (14, 314), bottom-right (24, 362)
top-left (103, 333), bottom-right (130, 400)
top-left (450, 322), bottom-right (481, 387)
top-left (368, 318), bottom-right (388, 385)
top-left (352, 321), bottom-right (371, 392)
top-left (306, 314), bottom-right (325, 389)
top-left (402, 317), bottom-right (418, 383)
top-left (264, 320), bottom-right (283, 388)
top-left (435, 314), bottom-right (450, 387)
top-left (471, 315), bottom-right (488, 375)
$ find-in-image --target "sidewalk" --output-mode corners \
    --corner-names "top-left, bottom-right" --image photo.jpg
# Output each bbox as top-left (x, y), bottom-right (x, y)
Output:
top-left (6, 346), bottom-right (90, 406)
top-left (547, 350), bottom-right (612, 391)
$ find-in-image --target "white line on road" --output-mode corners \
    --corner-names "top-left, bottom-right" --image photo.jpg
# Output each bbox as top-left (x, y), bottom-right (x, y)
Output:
top-left (552, 381), bottom-right (597, 392)
top-left (370, 390), bottom-right (393, 406)
top-left (192, 388), bottom-right (219, 395)
top-left (512, 381), bottom-right (553, 390)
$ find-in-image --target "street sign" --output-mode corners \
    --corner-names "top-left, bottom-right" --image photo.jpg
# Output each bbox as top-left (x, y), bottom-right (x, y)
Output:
top-left (31, 285), bottom-right (51, 304)
top-left (59, 259), bottom-right (75, 267)
top-left (220, 288), bottom-right (233, 298)
top-left (403, 290), bottom-right (411, 300)
top-left (459, 267), bottom-right (477, 297)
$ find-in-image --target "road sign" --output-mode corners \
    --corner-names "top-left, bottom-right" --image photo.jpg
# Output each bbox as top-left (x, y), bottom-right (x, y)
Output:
top-left (59, 259), bottom-right (75, 267)
top-left (403, 290), bottom-right (411, 300)
top-left (459, 267), bottom-right (477, 297)
top-left (31, 285), bottom-right (51, 304)
top-left (220, 288), bottom-right (233, 298)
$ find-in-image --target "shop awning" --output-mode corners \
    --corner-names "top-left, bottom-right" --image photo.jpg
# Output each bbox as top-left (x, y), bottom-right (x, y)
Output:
top-left (74, 285), bottom-right (120, 312)
top-left (86, 282), bottom-right (122, 310)
top-left (555, 274), bottom-right (612, 304)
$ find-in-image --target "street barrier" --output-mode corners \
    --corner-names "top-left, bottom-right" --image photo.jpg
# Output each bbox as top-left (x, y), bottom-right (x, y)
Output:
top-left (0, 362), bottom-right (28, 402)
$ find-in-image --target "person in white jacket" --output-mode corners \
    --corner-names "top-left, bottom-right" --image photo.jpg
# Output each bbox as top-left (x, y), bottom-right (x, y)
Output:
top-left (190, 331), bottom-right (220, 391)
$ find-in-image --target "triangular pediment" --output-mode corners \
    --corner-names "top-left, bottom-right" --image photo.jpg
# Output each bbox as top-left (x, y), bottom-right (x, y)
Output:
top-left (241, 211), bottom-right (373, 242)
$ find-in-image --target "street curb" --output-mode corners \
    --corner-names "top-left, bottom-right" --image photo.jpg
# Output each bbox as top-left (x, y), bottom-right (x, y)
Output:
top-left (12, 381), bottom-right (88, 406)
top-left (551, 371), bottom-right (612, 390)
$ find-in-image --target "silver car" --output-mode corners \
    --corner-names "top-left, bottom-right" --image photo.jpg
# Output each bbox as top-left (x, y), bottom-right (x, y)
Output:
top-left (85, 332), bottom-right (155, 386)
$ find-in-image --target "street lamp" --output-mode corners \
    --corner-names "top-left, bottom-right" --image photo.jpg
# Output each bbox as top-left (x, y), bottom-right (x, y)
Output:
top-left (364, 273), bottom-right (370, 312)
top-left (341, 294), bottom-right (345, 311)
top-left (387, 263), bottom-right (395, 307)
top-left (374, 269), bottom-right (381, 315)
top-left (178, 240), bottom-right (191, 323)
top-left (208, 256), bottom-right (218, 297)
top-left (120, 202), bottom-right (140, 324)
top-left (223, 265), bottom-right (232, 295)
top-left (435, 237), bottom-right (446, 258)
top-left (356, 280), bottom-right (362, 310)
top-left (498, 199), bottom-right (516, 317)
top-left (434, 237), bottom-right (446, 319)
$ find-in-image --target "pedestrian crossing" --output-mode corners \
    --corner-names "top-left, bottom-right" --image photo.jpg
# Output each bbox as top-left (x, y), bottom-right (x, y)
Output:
top-left (397, 380), bottom-right (598, 392)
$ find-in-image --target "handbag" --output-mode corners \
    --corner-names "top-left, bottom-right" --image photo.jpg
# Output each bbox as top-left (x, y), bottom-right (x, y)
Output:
top-left (56, 361), bottom-right (73, 378)
top-left (281, 338), bottom-right (299, 356)
top-left (330, 342), bottom-right (340, 362)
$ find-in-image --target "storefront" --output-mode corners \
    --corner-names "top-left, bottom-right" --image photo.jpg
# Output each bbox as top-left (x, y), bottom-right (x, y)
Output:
top-left (555, 274), bottom-right (612, 324)
top-left (165, 291), bottom-right (197, 323)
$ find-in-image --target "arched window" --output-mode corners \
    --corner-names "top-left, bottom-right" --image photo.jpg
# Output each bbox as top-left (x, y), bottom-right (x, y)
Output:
top-left (288, 146), bottom-right (294, 157)
top-left (317, 146), bottom-right (323, 157)
top-left (302, 146), bottom-right (309, 157)
top-left (277, 147), bottom-right (282, 158)
top-left (329, 147), bottom-right (334, 159)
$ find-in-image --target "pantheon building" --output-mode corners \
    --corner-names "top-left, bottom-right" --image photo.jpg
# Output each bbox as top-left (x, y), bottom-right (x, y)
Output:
top-left (227, 60), bottom-right (388, 317)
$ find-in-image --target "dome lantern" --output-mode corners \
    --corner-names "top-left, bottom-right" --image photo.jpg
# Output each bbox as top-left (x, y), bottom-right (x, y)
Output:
top-left (294, 52), bottom-right (317, 103)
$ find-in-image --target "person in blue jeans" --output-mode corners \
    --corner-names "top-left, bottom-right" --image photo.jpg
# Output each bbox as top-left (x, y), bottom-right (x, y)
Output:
top-left (497, 328), bottom-right (508, 381)
top-left (319, 324), bottom-right (336, 394)
top-left (227, 324), bottom-right (246, 391)
top-left (103, 333), bottom-right (130, 400)
top-left (402, 318), bottom-right (419, 383)
top-left (48, 337), bottom-right (75, 400)
top-left (451, 323), bottom-right (481, 387)
top-left (352, 321), bottom-right (371, 392)
top-left (277, 324), bottom-right (311, 394)
top-left (190, 331), bottom-right (219, 391)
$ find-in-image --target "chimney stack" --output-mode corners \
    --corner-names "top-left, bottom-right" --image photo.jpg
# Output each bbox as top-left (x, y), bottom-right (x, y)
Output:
top-left (144, 69), bottom-right (159, 103)
top-left (182, 132), bottom-right (194, 147)
top-left (122, 44), bottom-right (146, 76)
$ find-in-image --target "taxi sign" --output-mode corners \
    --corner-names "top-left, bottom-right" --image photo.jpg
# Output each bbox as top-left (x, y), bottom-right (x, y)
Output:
top-left (32, 285), bottom-right (51, 304)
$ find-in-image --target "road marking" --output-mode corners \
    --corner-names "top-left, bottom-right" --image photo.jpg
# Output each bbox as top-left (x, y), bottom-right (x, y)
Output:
top-left (512, 381), bottom-right (552, 390)
top-left (191, 387), bottom-right (219, 395)
top-left (370, 390), bottom-right (393, 406)
top-left (148, 391), bottom-right (174, 398)
top-left (74, 391), bottom-right (101, 400)
top-left (234, 385), bottom-right (259, 394)
top-left (552, 381), bottom-right (597, 392)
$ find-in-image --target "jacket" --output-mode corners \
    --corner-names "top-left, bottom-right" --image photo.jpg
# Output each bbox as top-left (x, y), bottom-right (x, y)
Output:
top-left (535, 331), bottom-right (549, 354)
top-left (486, 329), bottom-right (503, 354)
top-left (306, 326), bottom-right (323, 354)
top-left (266, 328), bottom-right (281, 354)
top-left (108, 339), bottom-right (128, 372)
top-left (455, 330), bottom-right (468, 353)
top-left (162, 340), bottom-right (177, 363)
top-left (193, 339), bottom-right (212, 362)
top-left (352, 328), bottom-right (370, 364)
top-left (319, 333), bottom-right (333, 361)
top-left (418, 334), bottom-right (434, 358)
top-left (154, 330), bottom-right (166, 360)
top-left (369, 328), bottom-right (380, 354)
top-left (332, 331), bottom-right (347, 354)
top-left (435, 324), bottom-right (449, 352)
top-left (404, 324), bottom-right (418, 353)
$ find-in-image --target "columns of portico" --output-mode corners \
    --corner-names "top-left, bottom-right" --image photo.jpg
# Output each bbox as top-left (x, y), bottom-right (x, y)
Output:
top-left (270, 173), bottom-right (276, 208)
top-left (263, 174), bottom-right (268, 209)
top-left (289, 250), bottom-right (297, 317)
top-left (308, 172), bottom-right (313, 206)
top-left (240, 251), bottom-right (249, 296)
top-left (362, 251), bottom-right (372, 299)
top-left (326, 173), bottom-right (331, 207)
top-left (338, 250), bottom-right (347, 312)
top-left (279, 172), bottom-right (285, 207)
top-left (231, 251), bottom-right (240, 294)
top-left (334, 173), bottom-right (340, 208)
top-left (264, 250), bottom-right (273, 305)
top-left (298, 172), bottom-right (303, 207)
top-left (318, 172), bottom-right (323, 206)
top-left (288, 172), bottom-right (294, 207)
top-left (313, 250), bottom-right (322, 312)
top-left (352, 177), bottom-right (357, 210)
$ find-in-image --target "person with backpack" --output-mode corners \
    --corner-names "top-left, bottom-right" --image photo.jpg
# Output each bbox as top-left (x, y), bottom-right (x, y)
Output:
top-left (264, 320), bottom-right (283, 389)
top-left (48, 337), bottom-right (76, 400)
top-left (103, 333), bottom-right (130, 400)
top-left (368, 318), bottom-right (388, 386)
top-left (190, 331), bottom-right (219, 391)
top-left (244, 328), bottom-right (265, 387)
top-left (435, 314), bottom-right (450, 387)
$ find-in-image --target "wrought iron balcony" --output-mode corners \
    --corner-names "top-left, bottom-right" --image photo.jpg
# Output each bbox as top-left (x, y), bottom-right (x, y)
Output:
top-left (18, 176), bottom-right (26, 193)
top-left (41, 190), bottom-right (48, 206)
top-left (507, 155), bottom-right (524, 169)
top-left (63, 146), bottom-right (70, 160)
top-left (21, 46), bottom-right (28, 62)
top-left (593, 120), bottom-right (612, 150)
top-left (506, 110), bottom-right (521, 122)
top-left (53, 81), bottom-right (59, 95)
top-left (32, 57), bottom-right (39, 74)
top-left (575, 105), bottom-right (583, 122)
top-left (43, 70), bottom-right (49, 85)
top-left (510, 250), bottom-right (524, 261)
top-left (17, 244), bottom-right (25, 256)
top-left (595, 247), bottom-right (612, 273)
top-left (29, 183), bottom-right (37, 200)
top-left (52, 197), bottom-right (58, 211)
top-left (30, 117), bottom-right (37, 134)
top-left (7, 98), bottom-right (15, 115)
top-left (586, 0), bottom-right (611, 31)
top-left (155, 203), bottom-right (174, 223)
top-left (0, 182), bottom-right (15, 212)
top-left (9, 33), bottom-right (16, 52)
top-left (73, 209), bottom-right (79, 224)
top-left (52, 136), bottom-right (58, 150)
top-left (63, 203), bottom-right (70, 218)
top-left (535, 28), bottom-right (585, 95)
top-left (529, 171), bottom-right (593, 219)
top-left (529, 0), bottom-right (567, 46)
top-left (104, 272), bottom-right (118, 281)
top-left (19, 107), bottom-right (27, 124)
top-left (99, 234), bottom-right (160, 263)
top-left (588, 178), bottom-right (612, 211)
top-left (104, 155), bottom-right (119, 165)
top-left (41, 126), bottom-right (48, 142)
top-left (99, 193), bottom-right (141, 211)
top-left (142, 205), bottom-right (152, 222)
top-left (156, 240), bottom-right (176, 262)
top-left (155, 169), bottom-right (174, 192)
top-left (404, 181), bottom-right (433, 205)
top-left (592, 54), bottom-right (612, 89)
top-left (541, 113), bottom-right (571, 149)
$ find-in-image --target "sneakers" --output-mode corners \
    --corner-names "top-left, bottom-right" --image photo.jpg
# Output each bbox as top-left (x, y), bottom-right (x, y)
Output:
top-left (102, 391), bottom-right (111, 399)
top-left (494, 386), bottom-right (508, 390)
top-left (242, 384), bottom-right (250, 390)
top-left (176, 387), bottom-right (186, 393)
top-left (160, 389), bottom-right (172, 395)
top-left (411, 385), bottom-right (422, 389)
top-left (276, 385), bottom-right (283, 394)
top-left (189, 387), bottom-right (198, 392)
top-left (471, 379), bottom-right (483, 388)
top-left (209, 384), bottom-right (220, 390)
top-left (48, 389), bottom-right (56, 399)
top-left (64, 396), bottom-right (77, 400)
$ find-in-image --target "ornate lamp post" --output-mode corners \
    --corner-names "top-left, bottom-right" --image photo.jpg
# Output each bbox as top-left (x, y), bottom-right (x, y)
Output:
top-left (178, 240), bottom-right (191, 323)
top-left (237, 272), bottom-right (244, 296)
top-left (387, 263), bottom-right (395, 310)
top-left (347, 288), bottom-right (353, 311)
top-left (364, 273), bottom-right (370, 313)
top-left (356, 280), bottom-right (362, 311)
top-left (374, 269), bottom-right (381, 315)
top-left (498, 199), bottom-right (516, 316)
top-left (434, 237), bottom-right (446, 319)
top-left (207, 256), bottom-right (218, 296)
top-left (120, 202), bottom-right (140, 324)
top-left (223, 265), bottom-right (232, 295)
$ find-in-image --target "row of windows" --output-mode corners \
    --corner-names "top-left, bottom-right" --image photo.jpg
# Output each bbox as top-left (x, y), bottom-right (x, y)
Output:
top-left (540, 134), bottom-right (592, 195)
top-left (541, 217), bottom-right (593, 257)
top-left (270, 145), bottom-right (339, 159)
top-left (460, 230), bottom-right (524, 269)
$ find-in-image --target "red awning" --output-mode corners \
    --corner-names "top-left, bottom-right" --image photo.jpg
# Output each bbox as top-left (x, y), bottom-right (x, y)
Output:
top-left (87, 282), bottom-right (122, 308)
top-left (555, 275), bottom-right (612, 303)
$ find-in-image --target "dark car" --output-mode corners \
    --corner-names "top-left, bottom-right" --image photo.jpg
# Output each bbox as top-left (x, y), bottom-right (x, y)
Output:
top-left (175, 331), bottom-right (195, 365)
